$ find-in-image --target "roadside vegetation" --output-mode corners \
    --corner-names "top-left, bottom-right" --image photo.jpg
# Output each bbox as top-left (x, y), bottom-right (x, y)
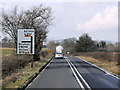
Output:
top-left (2, 54), bottom-right (53, 88)
top-left (2, 4), bottom-right (54, 61)
top-left (1, 4), bottom-right (54, 89)
top-left (1, 2), bottom-right (120, 89)
top-left (76, 52), bottom-right (120, 75)
top-left (41, 48), bottom-right (48, 51)
top-left (47, 33), bottom-right (120, 76)
top-left (74, 34), bottom-right (119, 75)
top-left (1, 46), bottom-right (51, 89)
top-left (1, 48), bottom-right (15, 57)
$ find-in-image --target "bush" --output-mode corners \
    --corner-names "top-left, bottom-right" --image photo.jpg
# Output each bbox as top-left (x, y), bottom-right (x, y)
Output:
top-left (92, 52), bottom-right (112, 61)
top-left (2, 50), bottom-right (48, 78)
top-left (2, 55), bottom-right (18, 78)
top-left (40, 51), bottom-right (48, 58)
top-left (76, 52), bottom-right (119, 62)
top-left (2, 55), bottom-right (33, 78)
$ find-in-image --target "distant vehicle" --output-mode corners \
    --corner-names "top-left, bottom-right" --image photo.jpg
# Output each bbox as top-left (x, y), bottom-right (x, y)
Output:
top-left (55, 45), bottom-right (64, 59)
top-left (67, 52), bottom-right (70, 54)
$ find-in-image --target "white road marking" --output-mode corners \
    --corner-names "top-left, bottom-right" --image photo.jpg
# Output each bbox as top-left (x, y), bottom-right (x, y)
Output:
top-left (25, 58), bottom-right (53, 89)
top-left (76, 57), bottom-right (120, 80)
top-left (67, 58), bottom-right (91, 90)
top-left (66, 58), bottom-right (84, 89)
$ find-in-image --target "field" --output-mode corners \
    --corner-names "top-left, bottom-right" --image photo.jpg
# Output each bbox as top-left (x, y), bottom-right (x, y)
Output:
top-left (1, 47), bottom-right (48, 57)
top-left (41, 48), bottom-right (48, 51)
top-left (0, 48), bottom-right (15, 57)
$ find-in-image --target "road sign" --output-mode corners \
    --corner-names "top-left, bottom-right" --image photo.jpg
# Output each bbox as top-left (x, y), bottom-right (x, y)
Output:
top-left (17, 29), bottom-right (35, 54)
top-left (48, 49), bottom-right (51, 54)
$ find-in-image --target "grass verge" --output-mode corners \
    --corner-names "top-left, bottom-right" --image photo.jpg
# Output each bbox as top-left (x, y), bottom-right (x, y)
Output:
top-left (41, 48), bottom-right (48, 51)
top-left (76, 56), bottom-right (120, 75)
top-left (3, 54), bottom-right (53, 89)
top-left (0, 48), bottom-right (15, 57)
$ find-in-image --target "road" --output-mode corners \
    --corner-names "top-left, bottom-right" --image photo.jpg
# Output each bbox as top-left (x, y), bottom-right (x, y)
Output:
top-left (26, 56), bottom-right (120, 89)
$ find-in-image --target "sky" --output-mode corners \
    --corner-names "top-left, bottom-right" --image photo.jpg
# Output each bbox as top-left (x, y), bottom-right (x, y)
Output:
top-left (0, 0), bottom-right (119, 42)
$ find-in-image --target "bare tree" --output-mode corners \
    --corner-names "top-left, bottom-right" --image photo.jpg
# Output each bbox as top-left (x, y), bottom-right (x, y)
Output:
top-left (61, 38), bottom-right (76, 55)
top-left (47, 40), bottom-right (56, 54)
top-left (2, 5), bottom-right (54, 60)
top-left (2, 37), bottom-right (14, 48)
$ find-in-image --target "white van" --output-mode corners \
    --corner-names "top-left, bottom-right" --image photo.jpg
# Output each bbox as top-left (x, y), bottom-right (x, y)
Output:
top-left (55, 53), bottom-right (63, 59)
top-left (55, 45), bottom-right (64, 59)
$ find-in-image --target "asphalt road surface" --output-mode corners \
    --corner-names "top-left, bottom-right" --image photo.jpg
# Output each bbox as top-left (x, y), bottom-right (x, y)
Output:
top-left (26, 56), bottom-right (120, 89)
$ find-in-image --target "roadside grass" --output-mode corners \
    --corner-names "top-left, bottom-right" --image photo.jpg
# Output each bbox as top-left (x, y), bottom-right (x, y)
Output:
top-left (76, 56), bottom-right (120, 75)
top-left (0, 48), bottom-right (15, 57)
top-left (3, 54), bottom-right (53, 88)
top-left (41, 48), bottom-right (48, 51)
top-left (1, 47), bottom-right (47, 57)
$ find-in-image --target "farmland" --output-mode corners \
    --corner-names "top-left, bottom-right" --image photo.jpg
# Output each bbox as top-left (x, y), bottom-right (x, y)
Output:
top-left (1, 47), bottom-right (48, 57)
top-left (0, 48), bottom-right (15, 57)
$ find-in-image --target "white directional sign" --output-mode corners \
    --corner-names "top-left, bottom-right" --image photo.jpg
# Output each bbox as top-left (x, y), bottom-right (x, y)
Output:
top-left (17, 29), bottom-right (35, 54)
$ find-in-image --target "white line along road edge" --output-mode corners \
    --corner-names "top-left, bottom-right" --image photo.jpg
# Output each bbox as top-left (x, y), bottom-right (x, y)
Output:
top-left (65, 57), bottom-right (91, 90)
top-left (76, 57), bottom-right (120, 80)
top-left (26, 58), bottom-right (53, 89)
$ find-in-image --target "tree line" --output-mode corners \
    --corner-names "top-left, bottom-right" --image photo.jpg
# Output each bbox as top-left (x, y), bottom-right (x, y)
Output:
top-left (2, 5), bottom-right (54, 60)
top-left (1, 37), bottom-right (14, 48)
top-left (47, 33), bottom-right (119, 55)
top-left (1, 4), bottom-right (119, 58)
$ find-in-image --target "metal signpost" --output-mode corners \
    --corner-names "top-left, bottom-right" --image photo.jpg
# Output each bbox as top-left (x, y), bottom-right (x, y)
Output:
top-left (17, 29), bottom-right (35, 68)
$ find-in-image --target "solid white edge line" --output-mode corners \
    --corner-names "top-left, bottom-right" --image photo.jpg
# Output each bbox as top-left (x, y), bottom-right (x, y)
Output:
top-left (65, 58), bottom-right (84, 89)
top-left (76, 57), bottom-right (120, 80)
top-left (25, 58), bottom-right (53, 89)
top-left (68, 59), bottom-right (91, 90)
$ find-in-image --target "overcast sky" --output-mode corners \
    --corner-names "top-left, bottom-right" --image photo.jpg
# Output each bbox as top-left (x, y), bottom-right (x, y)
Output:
top-left (1, 0), bottom-right (119, 42)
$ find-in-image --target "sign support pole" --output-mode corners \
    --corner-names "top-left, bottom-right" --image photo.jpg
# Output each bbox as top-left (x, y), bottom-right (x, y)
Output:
top-left (31, 55), bottom-right (34, 68)
top-left (17, 29), bottom-right (35, 68)
top-left (17, 55), bottom-right (22, 69)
